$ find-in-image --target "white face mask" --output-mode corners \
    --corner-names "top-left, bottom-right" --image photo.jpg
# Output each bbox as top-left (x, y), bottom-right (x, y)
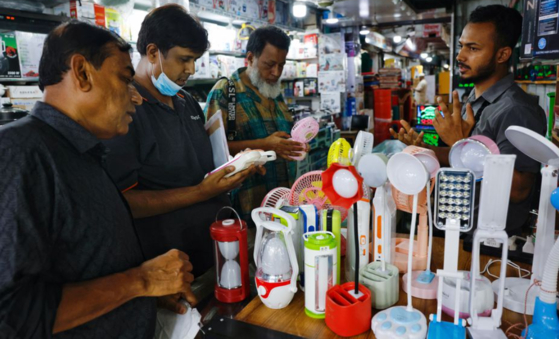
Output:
top-left (247, 58), bottom-right (282, 99)
top-left (151, 51), bottom-right (182, 97)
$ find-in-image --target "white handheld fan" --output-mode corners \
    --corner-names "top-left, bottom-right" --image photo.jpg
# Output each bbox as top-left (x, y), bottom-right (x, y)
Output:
top-left (261, 187), bottom-right (292, 209)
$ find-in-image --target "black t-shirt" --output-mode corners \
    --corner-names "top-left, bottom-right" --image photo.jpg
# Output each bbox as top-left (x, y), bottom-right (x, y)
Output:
top-left (104, 83), bottom-right (230, 277)
top-left (0, 102), bottom-right (155, 338)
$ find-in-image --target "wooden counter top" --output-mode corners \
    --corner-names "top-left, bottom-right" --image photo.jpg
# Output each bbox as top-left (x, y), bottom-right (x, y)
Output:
top-left (234, 235), bottom-right (532, 338)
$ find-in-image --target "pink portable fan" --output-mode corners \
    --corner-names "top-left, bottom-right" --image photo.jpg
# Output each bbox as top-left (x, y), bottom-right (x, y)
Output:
top-left (290, 117), bottom-right (319, 161)
top-left (290, 171), bottom-right (349, 220)
top-left (261, 187), bottom-right (291, 209)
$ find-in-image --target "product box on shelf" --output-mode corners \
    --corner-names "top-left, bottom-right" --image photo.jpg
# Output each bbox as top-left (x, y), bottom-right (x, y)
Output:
top-left (318, 71), bottom-right (346, 92)
top-left (52, 0), bottom-right (106, 26)
top-left (15, 31), bottom-right (45, 79)
top-left (304, 78), bottom-right (317, 96)
top-left (7, 85), bottom-right (42, 111)
top-left (296, 62), bottom-right (307, 77)
top-left (303, 34), bottom-right (318, 58)
top-left (520, 0), bottom-right (538, 59)
top-left (193, 52), bottom-right (211, 79)
top-left (0, 32), bottom-right (21, 79)
top-left (319, 33), bottom-right (344, 55)
top-left (321, 92), bottom-right (341, 113)
top-left (534, 0), bottom-right (559, 59)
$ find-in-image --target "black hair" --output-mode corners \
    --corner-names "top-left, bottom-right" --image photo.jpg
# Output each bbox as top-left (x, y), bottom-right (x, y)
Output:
top-left (39, 20), bottom-right (131, 91)
top-left (246, 26), bottom-right (291, 58)
top-left (469, 5), bottom-right (522, 50)
top-left (137, 4), bottom-right (209, 56)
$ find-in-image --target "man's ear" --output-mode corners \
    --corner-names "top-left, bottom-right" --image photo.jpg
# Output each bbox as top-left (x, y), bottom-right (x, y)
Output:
top-left (146, 43), bottom-right (159, 64)
top-left (496, 46), bottom-right (512, 64)
top-left (246, 51), bottom-right (254, 66)
top-left (69, 54), bottom-right (92, 92)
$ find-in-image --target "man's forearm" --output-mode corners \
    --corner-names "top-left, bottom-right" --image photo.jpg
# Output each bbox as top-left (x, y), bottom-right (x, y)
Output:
top-left (54, 269), bottom-right (145, 334)
top-left (228, 139), bottom-right (267, 155)
top-left (124, 186), bottom-right (210, 219)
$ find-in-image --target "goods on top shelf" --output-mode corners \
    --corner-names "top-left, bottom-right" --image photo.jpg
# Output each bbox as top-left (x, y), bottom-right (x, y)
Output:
top-left (378, 68), bottom-right (401, 89)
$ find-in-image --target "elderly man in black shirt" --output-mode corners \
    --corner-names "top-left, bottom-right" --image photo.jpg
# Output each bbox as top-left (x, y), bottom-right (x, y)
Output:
top-left (0, 21), bottom-right (195, 338)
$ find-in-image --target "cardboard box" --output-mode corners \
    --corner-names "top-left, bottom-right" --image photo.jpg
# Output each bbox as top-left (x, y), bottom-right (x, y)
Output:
top-left (7, 85), bottom-right (42, 98)
top-left (52, 0), bottom-right (106, 26)
top-left (521, 0), bottom-right (539, 59)
top-left (0, 32), bottom-right (21, 79)
top-left (534, 0), bottom-right (559, 59)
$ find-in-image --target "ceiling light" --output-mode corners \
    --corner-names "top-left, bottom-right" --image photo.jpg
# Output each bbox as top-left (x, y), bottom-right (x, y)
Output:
top-left (444, 64), bottom-right (450, 69)
top-left (393, 35), bottom-right (402, 43)
top-left (426, 56), bottom-right (433, 62)
top-left (360, 26), bottom-right (370, 35)
top-left (293, 1), bottom-right (307, 18)
top-left (400, 5), bottom-right (406, 10)
top-left (392, 0), bottom-right (398, 4)
top-left (394, 13), bottom-right (401, 18)
top-left (420, 52), bottom-right (428, 59)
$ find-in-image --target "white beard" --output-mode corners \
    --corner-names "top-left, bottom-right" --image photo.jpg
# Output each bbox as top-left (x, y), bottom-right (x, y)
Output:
top-left (247, 60), bottom-right (282, 99)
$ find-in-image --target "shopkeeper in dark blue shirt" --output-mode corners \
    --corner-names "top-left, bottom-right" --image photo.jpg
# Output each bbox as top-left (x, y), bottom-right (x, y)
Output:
top-left (0, 21), bottom-right (197, 338)
top-left (104, 4), bottom-right (258, 277)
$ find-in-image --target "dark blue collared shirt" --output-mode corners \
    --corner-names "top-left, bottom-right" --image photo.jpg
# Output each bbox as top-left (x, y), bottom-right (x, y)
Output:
top-left (0, 102), bottom-right (156, 338)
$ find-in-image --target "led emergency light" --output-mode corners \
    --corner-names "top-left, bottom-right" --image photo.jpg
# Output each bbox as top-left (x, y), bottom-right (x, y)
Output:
top-left (252, 207), bottom-right (298, 309)
top-left (427, 168), bottom-right (476, 338)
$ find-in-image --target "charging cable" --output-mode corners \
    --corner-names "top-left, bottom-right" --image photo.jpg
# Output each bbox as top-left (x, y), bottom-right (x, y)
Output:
top-left (480, 259), bottom-right (531, 279)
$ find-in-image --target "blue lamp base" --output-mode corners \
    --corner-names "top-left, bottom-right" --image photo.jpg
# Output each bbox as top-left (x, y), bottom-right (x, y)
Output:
top-left (523, 297), bottom-right (559, 339)
top-left (427, 315), bottom-right (466, 339)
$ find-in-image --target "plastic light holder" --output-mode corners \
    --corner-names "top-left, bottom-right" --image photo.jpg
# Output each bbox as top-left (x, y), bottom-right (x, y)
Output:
top-left (325, 282), bottom-right (372, 337)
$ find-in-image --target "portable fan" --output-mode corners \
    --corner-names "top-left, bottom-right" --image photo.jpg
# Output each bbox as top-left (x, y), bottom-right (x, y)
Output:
top-left (290, 171), bottom-right (352, 221)
top-left (327, 132), bottom-right (374, 168)
top-left (351, 131), bottom-right (374, 166)
top-left (327, 138), bottom-right (352, 167)
top-left (261, 187), bottom-right (292, 209)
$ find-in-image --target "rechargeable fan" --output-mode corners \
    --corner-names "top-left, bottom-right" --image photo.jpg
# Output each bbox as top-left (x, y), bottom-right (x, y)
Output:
top-left (351, 131), bottom-right (374, 166)
top-left (327, 131), bottom-right (374, 168)
top-left (261, 187), bottom-right (291, 209)
top-left (328, 138), bottom-right (351, 167)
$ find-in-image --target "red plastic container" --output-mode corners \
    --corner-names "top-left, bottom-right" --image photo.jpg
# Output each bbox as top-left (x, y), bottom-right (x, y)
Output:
top-left (325, 282), bottom-right (372, 337)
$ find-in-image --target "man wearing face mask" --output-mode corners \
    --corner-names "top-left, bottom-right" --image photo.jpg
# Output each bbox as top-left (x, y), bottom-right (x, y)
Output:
top-left (205, 26), bottom-right (306, 225)
top-left (104, 4), bottom-right (255, 278)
